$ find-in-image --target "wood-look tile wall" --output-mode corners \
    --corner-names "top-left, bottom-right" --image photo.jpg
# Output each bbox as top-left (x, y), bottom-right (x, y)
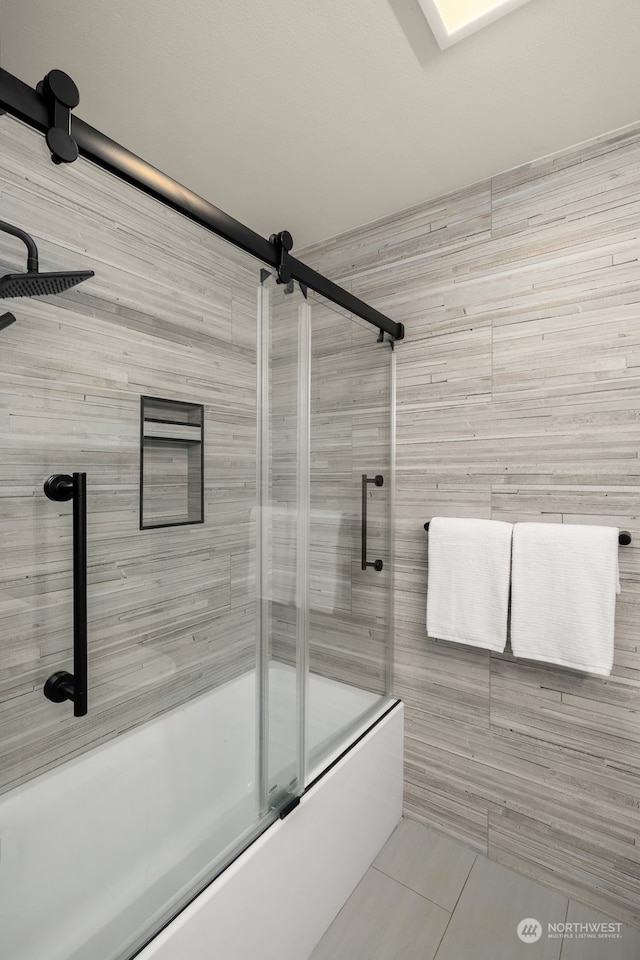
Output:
top-left (0, 117), bottom-right (259, 794)
top-left (301, 123), bottom-right (640, 926)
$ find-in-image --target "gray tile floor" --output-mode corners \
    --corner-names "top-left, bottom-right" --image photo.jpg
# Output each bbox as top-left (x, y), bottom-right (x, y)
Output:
top-left (311, 818), bottom-right (640, 960)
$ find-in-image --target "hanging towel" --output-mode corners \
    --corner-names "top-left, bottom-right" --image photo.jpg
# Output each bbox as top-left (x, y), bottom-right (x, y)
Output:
top-left (510, 523), bottom-right (619, 677)
top-left (426, 517), bottom-right (513, 652)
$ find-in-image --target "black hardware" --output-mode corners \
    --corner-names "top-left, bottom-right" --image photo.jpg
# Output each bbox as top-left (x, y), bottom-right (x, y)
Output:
top-left (278, 795), bottom-right (301, 819)
top-left (36, 69), bottom-right (80, 164)
top-left (270, 230), bottom-right (293, 285)
top-left (261, 266), bottom-right (308, 299)
top-left (43, 670), bottom-right (76, 703)
top-left (0, 218), bottom-right (94, 299)
top-left (0, 311), bottom-right (16, 331)
top-left (0, 67), bottom-right (403, 340)
top-left (424, 521), bottom-right (632, 545)
top-left (0, 219), bottom-right (38, 272)
top-left (361, 474), bottom-right (384, 572)
top-left (376, 328), bottom-right (394, 349)
top-left (43, 473), bottom-right (88, 717)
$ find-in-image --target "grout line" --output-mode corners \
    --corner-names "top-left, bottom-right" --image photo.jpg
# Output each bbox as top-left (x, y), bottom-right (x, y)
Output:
top-left (432, 916), bottom-right (454, 960)
top-left (486, 803), bottom-right (490, 856)
top-left (558, 897), bottom-right (570, 960)
top-left (370, 864), bottom-right (454, 914)
top-left (448, 854), bottom-right (478, 915)
top-left (432, 855), bottom-right (478, 960)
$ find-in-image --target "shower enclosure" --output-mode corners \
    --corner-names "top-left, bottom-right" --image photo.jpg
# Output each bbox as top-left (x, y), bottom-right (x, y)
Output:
top-left (258, 275), bottom-right (395, 808)
top-left (0, 106), bottom-right (398, 960)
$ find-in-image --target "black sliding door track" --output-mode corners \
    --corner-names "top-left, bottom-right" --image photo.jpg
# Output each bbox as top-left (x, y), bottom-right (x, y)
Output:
top-left (0, 68), bottom-right (404, 341)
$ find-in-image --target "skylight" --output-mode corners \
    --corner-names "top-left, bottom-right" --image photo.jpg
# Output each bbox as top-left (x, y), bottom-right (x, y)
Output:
top-left (417, 0), bottom-right (533, 48)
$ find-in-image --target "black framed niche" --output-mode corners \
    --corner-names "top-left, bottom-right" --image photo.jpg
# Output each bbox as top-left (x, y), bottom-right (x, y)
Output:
top-left (140, 396), bottom-right (204, 529)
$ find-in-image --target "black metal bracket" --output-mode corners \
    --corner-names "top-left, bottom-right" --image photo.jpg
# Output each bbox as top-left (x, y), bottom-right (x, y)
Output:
top-left (283, 279), bottom-right (309, 299)
top-left (264, 264), bottom-right (308, 300)
top-left (270, 230), bottom-right (293, 285)
top-left (36, 70), bottom-right (80, 164)
top-left (278, 795), bottom-right (301, 819)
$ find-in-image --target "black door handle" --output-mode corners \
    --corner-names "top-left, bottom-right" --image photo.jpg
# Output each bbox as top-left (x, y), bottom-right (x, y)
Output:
top-left (43, 472), bottom-right (88, 717)
top-left (361, 474), bottom-right (384, 572)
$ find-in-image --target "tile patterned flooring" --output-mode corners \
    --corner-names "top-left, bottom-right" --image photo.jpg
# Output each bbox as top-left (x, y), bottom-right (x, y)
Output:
top-left (311, 818), bottom-right (640, 960)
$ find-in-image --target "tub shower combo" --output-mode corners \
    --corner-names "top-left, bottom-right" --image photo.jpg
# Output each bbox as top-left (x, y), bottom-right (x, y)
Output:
top-left (0, 70), bottom-right (404, 959)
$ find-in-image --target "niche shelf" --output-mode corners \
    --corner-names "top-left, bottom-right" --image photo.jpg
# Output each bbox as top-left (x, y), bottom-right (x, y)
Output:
top-left (140, 396), bottom-right (204, 529)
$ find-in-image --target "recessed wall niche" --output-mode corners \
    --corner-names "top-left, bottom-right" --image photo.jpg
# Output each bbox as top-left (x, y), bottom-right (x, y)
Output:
top-left (140, 396), bottom-right (204, 529)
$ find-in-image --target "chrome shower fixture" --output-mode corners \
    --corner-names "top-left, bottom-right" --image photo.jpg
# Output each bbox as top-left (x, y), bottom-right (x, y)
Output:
top-left (0, 219), bottom-right (94, 299)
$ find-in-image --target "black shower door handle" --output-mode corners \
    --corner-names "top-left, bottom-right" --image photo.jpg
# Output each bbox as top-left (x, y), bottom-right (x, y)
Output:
top-left (43, 472), bottom-right (88, 717)
top-left (361, 474), bottom-right (384, 572)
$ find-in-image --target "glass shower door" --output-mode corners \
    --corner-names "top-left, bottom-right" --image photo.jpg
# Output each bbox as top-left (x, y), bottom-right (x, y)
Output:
top-left (257, 277), bottom-right (394, 797)
top-left (306, 295), bottom-right (394, 776)
top-left (257, 272), bottom-right (307, 811)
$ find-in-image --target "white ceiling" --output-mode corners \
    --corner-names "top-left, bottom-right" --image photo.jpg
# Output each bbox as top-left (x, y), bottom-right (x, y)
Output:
top-left (1, 0), bottom-right (639, 250)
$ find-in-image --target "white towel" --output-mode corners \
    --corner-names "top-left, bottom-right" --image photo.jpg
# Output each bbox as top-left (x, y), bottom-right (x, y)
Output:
top-left (426, 517), bottom-right (513, 652)
top-left (510, 523), bottom-right (619, 677)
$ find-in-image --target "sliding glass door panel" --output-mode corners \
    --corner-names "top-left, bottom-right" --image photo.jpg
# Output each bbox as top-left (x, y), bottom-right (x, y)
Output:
top-left (257, 273), bottom-right (308, 808)
top-left (306, 296), bottom-right (394, 773)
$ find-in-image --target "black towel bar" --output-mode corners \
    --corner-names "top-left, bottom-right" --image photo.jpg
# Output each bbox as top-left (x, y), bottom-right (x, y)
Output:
top-left (43, 473), bottom-right (88, 716)
top-left (423, 521), bottom-right (631, 545)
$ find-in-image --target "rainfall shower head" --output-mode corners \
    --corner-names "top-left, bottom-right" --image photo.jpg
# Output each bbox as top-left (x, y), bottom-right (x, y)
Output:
top-left (0, 218), bottom-right (94, 299)
top-left (0, 270), bottom-right (94, 299)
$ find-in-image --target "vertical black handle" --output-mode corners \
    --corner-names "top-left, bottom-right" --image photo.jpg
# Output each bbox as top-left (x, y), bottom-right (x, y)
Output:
top-left (361, 474), bottom-right (384, 572)
top-left (43, 472), bottom-right (88, 717)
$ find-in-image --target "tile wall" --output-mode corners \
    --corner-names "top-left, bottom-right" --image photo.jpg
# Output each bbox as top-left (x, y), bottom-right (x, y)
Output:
top-left (0, 117), bottom-right (259, 793)
top-left (302, 122), bottom-right (640, 925)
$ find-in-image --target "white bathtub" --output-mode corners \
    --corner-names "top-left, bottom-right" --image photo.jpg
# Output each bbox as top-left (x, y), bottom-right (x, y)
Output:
top-left (0, 665), bottom-right (403, 960)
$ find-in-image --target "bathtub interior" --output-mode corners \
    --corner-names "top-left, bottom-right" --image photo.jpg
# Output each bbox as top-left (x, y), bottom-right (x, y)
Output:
top-left (0, 663), bottom-right (388, 960)
top-left (268, 661), bottom-right (382, 787)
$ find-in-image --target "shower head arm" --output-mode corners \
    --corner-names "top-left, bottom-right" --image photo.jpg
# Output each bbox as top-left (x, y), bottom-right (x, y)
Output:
top-left (0, 219), bottom-right (39, 272)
